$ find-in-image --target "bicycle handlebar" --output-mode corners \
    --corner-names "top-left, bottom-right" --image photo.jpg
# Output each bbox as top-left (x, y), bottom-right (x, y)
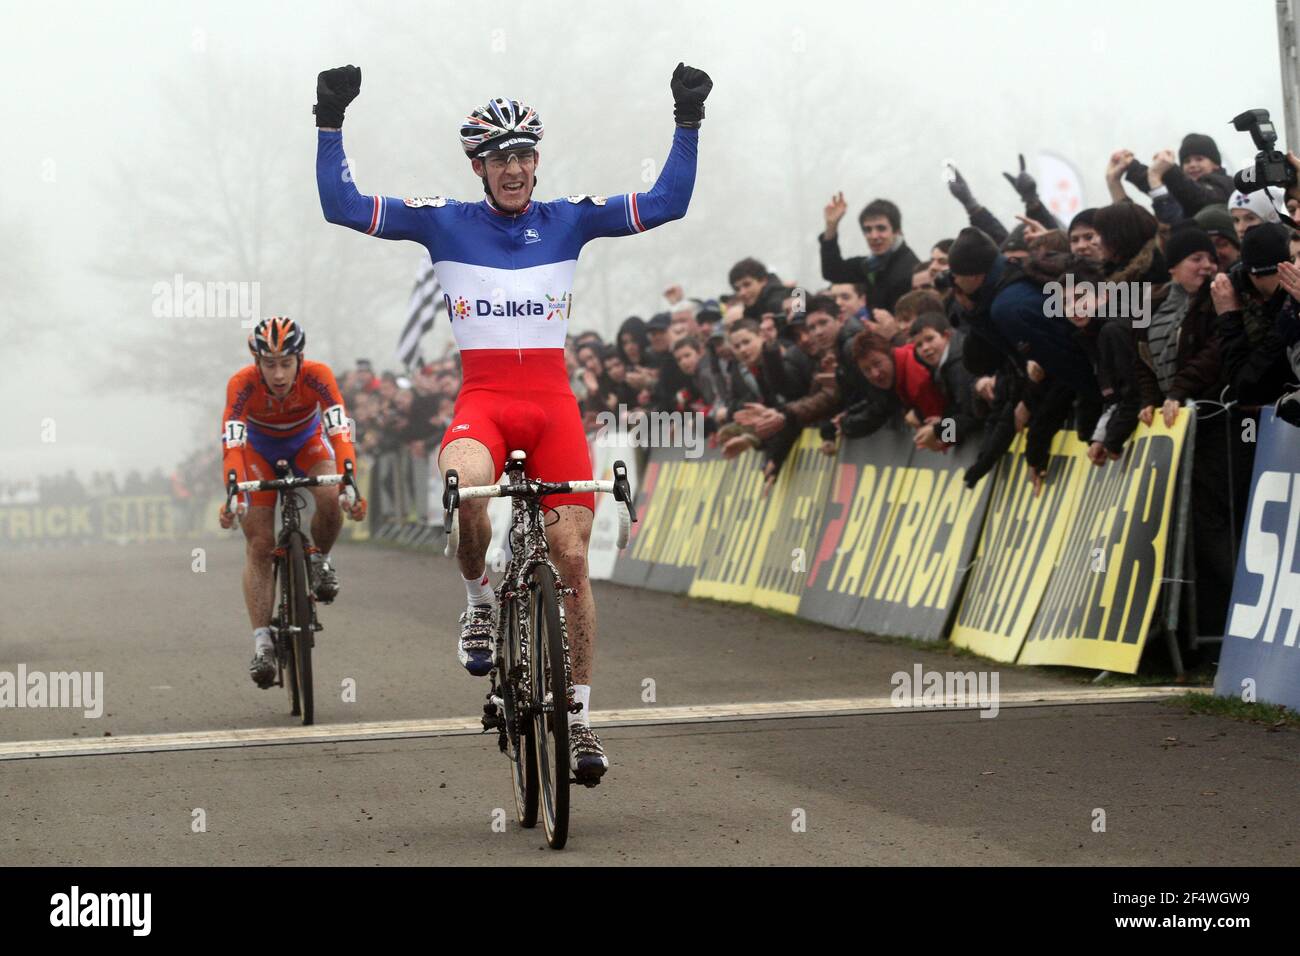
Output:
top-left (441, 458), bottom-right (638, 552)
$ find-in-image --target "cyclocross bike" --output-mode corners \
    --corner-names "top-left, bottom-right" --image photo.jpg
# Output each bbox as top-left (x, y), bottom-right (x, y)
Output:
top-left (225, 458), bottom-right (359, 726)
top-left (442, 450), bottom-right (636, 850)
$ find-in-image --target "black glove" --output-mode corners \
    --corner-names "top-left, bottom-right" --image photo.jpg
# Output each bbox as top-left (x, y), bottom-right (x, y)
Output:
top-left (314, 65), bottom-right (362, 128)
top-left (1124, 158), bottom-right (1151, 194)
top-left (1002, 154), bottom-right (1038, 204)
top-left (671, 62), bottom-right (712, 128)
top-left (947, 166), bottom-right (978, 212)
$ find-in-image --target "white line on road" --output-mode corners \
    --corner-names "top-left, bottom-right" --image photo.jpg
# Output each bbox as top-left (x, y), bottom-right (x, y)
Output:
top-left (0, 685), bottom-right (1204, 761)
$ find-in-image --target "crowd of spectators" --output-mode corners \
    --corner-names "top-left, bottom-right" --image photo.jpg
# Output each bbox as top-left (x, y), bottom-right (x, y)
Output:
top-left (0, 469), bottom-right (177, 505)
top-left (145, 129), bottom-right (1300, 642)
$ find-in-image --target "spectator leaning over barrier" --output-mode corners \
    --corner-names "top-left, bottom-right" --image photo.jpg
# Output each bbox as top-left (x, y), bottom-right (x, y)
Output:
top-left (1137, 222), bottom-right (1232, 637)
top-left (948, 226), bottom-right (1097, 398)
top-left (1136, 223), bottom-right (1222, 427)
top-left (1059, 256), bottom-right (1142, 467)
top-left (819, 195), bottom-right (921, 312)
top-left (670, 335), bottom-right (722, 433)
top-left (732, 295), bottom-right (866, 457)
top-left (719, 317), bottom-right (811, 465)
top-left (908, 311), bottom-right (982, 451)
top-left (1193, 204), bottom-right (1241, 271)
top-left (848, 329), bottom-right (942, 446)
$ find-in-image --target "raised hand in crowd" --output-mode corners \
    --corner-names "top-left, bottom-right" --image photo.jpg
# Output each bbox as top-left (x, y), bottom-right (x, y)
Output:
top-left (1002, 154), bottom-right (1038, 205)
top-left (823, 191), bottom-right (848, 240)
top-left (663, 284), bottom-right (685, 305)
top-left (1147, 149), bottom-right (1177, 188)
top-left (946, 164), bottom-right (979, 212)
top-left (1105, 149), bottom-right (1135, 202)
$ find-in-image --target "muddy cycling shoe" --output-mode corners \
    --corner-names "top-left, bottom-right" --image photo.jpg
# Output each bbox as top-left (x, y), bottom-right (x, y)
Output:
top-left (310, 553), bottom-right (339, 604)
top-left (457, 604), bottom-right (496, 676)
top-left (249, 650), bottom-right (277, 689)
top-left (568, 723), bottom-right (608, 785)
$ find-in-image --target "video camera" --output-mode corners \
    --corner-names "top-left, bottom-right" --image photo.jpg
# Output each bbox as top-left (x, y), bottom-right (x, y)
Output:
top-left (1231, 108), bottom-right (1297, 194)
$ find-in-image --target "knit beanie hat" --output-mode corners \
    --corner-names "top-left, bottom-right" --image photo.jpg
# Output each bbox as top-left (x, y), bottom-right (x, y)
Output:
top-left (1179, 133), bottom-right (1221, 167)
top-left (948, 227), bottom-right (1000, 276)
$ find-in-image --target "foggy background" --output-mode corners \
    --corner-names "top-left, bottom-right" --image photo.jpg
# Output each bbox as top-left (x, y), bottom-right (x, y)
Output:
top-left (0, 0), bottom-right (1287, 484)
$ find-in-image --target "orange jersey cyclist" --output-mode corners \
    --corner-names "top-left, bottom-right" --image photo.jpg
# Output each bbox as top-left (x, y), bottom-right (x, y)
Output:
top-left (219, 316), bottom-right (368, 689)
top-left (313, 61), bottom-right (711, 782)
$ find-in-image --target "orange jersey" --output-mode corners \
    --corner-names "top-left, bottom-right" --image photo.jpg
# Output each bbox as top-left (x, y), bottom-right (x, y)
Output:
top-left (220, 360), bottom-right (356, 484)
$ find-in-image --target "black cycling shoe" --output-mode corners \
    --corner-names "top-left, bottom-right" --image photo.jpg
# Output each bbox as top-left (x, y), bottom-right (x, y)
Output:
top-left (457, 604), bottom-right (496, 676)
top-left (568, 723), bottom-right (608, 785)
top-left (249, 649), bottom-right (276, 689)
top-left (310, 553), bottom-right (339, 604)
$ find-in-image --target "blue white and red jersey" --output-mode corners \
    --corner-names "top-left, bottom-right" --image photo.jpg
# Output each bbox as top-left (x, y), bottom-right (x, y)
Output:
top-left (316, 126), bottom-right (699, 395)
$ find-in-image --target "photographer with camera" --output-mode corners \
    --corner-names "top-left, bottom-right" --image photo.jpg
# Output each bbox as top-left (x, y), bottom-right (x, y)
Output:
top-left (1214, 223), bottom-right (1297, 407)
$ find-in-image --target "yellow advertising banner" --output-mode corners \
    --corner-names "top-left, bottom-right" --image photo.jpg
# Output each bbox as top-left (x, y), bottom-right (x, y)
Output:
top-left (948, 431), bottom-right (1086, 661)
top-left (1017, 417), bottom-right (1187, 672)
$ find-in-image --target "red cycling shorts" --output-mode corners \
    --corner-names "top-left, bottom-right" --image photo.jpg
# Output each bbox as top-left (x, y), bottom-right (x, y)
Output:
top-left (439, 387), bottom-right (594, 512)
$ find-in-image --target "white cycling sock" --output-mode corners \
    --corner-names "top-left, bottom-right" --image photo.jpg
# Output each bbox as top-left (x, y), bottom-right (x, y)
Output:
top-left (253, 627), bottom-right (273, 655)
top-left (569, 684), bottom-right (591, 727)
top-left (464, 572), bottom-right (493, 607)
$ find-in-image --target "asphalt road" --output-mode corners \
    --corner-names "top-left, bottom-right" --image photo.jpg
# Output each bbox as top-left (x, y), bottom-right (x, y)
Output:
top-left (0, 540), bottom-right (1295, 864)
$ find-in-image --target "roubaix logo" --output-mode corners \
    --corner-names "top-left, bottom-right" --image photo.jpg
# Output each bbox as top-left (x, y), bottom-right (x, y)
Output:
top-left (444, 292), bottom-right (572, 322)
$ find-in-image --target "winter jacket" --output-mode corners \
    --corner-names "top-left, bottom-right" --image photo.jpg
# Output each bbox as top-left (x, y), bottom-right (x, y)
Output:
top-left (818, 235), bottom-right (921, 312)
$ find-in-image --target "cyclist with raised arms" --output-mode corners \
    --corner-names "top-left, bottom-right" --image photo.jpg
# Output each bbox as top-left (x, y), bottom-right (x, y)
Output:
top-left (313, 61), bottom-right (711, 783)
top-left (219, 316), bottom-right (368, 688)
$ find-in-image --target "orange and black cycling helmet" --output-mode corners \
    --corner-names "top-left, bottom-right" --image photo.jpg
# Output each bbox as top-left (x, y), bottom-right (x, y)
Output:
top-left (248, 316), bottom-right (306, 358)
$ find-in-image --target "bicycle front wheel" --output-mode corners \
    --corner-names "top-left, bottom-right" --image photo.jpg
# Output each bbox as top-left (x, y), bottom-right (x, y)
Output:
top-left (287, 533), bottom-right (315, 726)
top-left (530, 562), bottom-right (570, 850)
top-left (503, 596), bottom-right (538, 827)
